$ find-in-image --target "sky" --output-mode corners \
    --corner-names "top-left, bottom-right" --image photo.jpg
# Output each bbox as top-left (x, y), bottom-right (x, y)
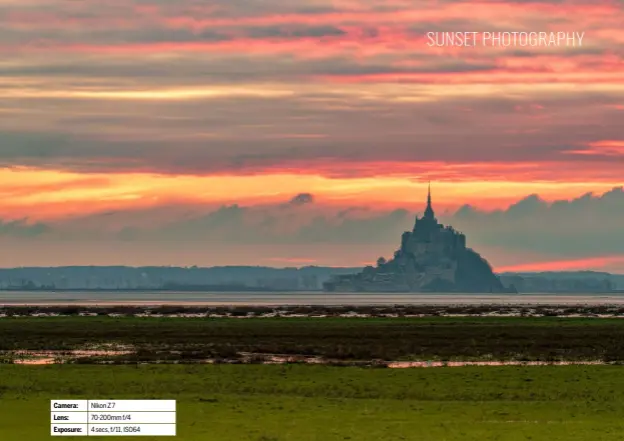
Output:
top-left (1, 0), bottom-right (623, 272)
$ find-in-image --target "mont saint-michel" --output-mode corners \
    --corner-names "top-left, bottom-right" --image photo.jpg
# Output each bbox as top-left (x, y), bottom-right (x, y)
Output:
top-left (324, 186), bottom-right (510, 293)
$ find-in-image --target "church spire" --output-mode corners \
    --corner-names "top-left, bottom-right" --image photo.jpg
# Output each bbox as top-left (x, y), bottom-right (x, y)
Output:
top-left (424, 181), bottom-right (435, 220)
top-left (427, 181), bottom-right (431, 207)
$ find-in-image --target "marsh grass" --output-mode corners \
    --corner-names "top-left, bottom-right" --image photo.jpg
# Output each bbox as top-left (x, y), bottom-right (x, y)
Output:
top-left (2, 316), bottom-right (624, 362)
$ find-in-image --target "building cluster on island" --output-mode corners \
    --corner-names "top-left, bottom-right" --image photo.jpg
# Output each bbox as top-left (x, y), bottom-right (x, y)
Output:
top-left (323, 185), bottom-right (511, 292)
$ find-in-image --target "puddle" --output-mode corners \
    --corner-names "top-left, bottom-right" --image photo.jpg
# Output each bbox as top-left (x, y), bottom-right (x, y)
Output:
top-left (3, 347), bottom-right (134, 364)
top-left (387, 360), bottom-right (605, 368)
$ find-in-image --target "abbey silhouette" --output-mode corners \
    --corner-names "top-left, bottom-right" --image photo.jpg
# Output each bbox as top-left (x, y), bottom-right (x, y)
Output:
top-left (324, 185), bottom-right (509, 292)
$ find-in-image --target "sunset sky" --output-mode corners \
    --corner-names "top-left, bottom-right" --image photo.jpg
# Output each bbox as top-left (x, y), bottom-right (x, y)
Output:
top-left (1, 0), bottom-right (623, 271)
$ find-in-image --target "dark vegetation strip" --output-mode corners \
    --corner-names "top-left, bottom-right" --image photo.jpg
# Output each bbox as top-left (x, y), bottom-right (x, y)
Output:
top-left (3, 315), bottom-right (624, 362)
top-left (3, 304), bottom-right (624, 317)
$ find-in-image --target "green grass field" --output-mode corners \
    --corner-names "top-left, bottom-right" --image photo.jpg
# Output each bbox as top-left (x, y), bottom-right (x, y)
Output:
top-left (2, 364), bottom-right (624, 440)
top-left (3, 316), bottom-right (624, 439)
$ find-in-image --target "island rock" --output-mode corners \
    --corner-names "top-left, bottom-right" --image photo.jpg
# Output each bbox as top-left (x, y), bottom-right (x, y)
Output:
top-left (323, 185), bottom-right (511, 293)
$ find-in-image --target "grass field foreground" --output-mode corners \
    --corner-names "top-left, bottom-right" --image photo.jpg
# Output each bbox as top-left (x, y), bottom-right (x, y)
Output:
top-left (1, 364), bottom-right (624, 440)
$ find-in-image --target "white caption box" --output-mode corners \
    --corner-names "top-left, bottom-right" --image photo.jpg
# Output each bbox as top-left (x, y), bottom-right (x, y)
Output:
top-left (50, 400), bottom-right (176, 437)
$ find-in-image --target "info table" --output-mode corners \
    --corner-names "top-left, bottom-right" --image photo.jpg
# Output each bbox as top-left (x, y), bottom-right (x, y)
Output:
top-left (50, 400), bottom-right (176, 436)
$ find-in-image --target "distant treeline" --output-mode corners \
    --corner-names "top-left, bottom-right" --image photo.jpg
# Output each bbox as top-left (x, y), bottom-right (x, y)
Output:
top-left (0, 266), bottom-right (621, 292)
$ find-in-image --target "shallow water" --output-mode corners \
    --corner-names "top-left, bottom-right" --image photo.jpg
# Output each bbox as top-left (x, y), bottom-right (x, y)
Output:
top-left (6, 350), bottom-right (609, 367)
top-left (386, 360), bottom-right (605, 368)
top-left (0, 290), bottom-right (623, 306)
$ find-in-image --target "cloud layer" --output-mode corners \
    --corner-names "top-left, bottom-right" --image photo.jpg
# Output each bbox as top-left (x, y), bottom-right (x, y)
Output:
top-left (1, 188), bottom-right (622, 272)
top-left (0, 0), bottom-right (622, 269)
top-left (1, 0), bottom-right (622, 176)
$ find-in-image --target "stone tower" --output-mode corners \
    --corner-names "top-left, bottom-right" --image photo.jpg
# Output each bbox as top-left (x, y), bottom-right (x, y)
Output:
top-left (423, 181), bottom-right (435, 221)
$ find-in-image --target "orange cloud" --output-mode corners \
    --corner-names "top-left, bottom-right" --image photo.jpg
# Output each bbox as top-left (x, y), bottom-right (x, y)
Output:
top-left (0, 165), bottom-right (621, 220)
top-left (497, 255), bottom-right (624, 273)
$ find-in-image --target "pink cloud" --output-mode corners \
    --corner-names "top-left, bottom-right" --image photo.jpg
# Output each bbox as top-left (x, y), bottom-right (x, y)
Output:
top-left (566, 140), bottom-right (624, 157)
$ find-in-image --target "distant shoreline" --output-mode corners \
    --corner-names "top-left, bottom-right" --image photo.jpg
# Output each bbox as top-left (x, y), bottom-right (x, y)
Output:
top-left (1, 288), bottom-right (622, 294)
top-left (4, 303), bottom-right (624, 316)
